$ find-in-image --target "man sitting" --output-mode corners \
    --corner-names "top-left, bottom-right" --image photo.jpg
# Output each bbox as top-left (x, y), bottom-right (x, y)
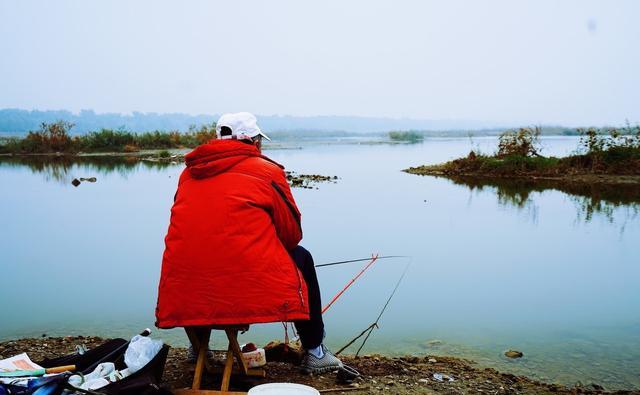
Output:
top-left (155, 112), bottom-right (342, 373)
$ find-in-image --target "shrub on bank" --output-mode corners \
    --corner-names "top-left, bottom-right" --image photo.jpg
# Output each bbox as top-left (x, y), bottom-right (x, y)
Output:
top-left (6, 121), bottom-right (76, 153)
top-left (497, 127), bottom-right (541, 157)
top-left (79, 129), bottom-right (137, 151)
top-left (186, 123), bottom-right (218, 146)
top-left (578, 125), bottom-right (640, 154)
top-left (389, 130), bottom-right (424, 142)
top-left (0, 121), bottom-right (218, 154)
top-left (0, 137), bottom-right (21, 154)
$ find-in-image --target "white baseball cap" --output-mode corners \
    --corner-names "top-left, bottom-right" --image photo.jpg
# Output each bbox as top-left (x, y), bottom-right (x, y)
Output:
top-left (216, 112), bottom-right (271, 141)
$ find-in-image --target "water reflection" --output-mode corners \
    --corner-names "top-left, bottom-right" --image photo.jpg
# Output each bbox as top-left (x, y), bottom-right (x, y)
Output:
top-left (5, 156), bottom-right (640, 223)
top-left (0, 156), bottom-right (175, 184)
top-left (0, 156), bottom-right (337, 190)
top-left (441, 175), bottom-right (640, 224)
top-left (2, 144), bottom-right (639, 390)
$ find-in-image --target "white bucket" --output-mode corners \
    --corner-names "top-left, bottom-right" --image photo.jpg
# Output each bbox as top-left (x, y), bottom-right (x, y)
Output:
top-left (248, 383), bottom-right (319, 395)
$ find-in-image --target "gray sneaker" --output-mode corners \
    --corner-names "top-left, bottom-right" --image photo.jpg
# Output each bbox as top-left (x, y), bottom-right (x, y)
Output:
top-left (186, 345), bottom-right (214, 363)
top-left (300, 345), bottom-right (343, 374)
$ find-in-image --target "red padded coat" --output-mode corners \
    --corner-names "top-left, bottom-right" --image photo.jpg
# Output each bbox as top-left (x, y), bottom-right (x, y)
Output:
top-left (155, 139), bottom-right (309, 328)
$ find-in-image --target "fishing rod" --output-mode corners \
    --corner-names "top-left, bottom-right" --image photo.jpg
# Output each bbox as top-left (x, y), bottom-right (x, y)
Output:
top-left (335, 323), bottom-right (377, 356)
top-left (321, 254), bottom-right (379, 314)
top-left (315, 255), bottom-right (407, 268)
top-left (336, 260), bottom-right (411, 356)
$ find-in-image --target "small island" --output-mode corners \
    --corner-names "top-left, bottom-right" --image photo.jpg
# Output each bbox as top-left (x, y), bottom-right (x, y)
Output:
top-left (405, 127), bottom-right (640, 186)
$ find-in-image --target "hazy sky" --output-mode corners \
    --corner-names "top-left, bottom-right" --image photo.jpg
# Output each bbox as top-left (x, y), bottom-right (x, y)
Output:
top-left (1, 0), bottom-right (639, 125)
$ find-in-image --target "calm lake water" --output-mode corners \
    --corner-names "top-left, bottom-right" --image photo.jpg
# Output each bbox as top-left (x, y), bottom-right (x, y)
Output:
top-left (1, 137), bottom-right (639, 389)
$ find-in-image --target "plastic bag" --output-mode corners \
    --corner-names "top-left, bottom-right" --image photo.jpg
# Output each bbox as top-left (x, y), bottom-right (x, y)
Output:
top-left (68, 362), bottom-right (132, 390)
top-left (124, 335), bottom-right (163, 373)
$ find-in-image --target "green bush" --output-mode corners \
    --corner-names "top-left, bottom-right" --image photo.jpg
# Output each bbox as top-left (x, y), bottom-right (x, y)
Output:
top-left (388, 130), bottom-right (424, 142)
top-left (578, 126), bottom-right (640, 154)
top-left (575, 126), bottom-right (640, 172)
top-left (79, 129), bottom-right (136, 151)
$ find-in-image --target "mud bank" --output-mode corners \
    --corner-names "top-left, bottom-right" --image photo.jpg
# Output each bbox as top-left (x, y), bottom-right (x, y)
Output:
top-left (404, 165), bottom-right (640, 187)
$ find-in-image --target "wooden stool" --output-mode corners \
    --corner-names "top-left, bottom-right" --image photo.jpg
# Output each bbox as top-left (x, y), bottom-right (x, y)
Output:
top-left (174, 325), bottom-right (266, 395)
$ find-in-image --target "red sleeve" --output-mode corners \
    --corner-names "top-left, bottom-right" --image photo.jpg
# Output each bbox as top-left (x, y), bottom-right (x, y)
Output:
top-left (270, 170), bottom-right (302, 251)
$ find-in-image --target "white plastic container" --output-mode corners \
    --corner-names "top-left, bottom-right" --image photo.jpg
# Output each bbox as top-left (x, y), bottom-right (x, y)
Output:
top-left (248, 383), bottom-right (319, 395)
top-left (241, 347), bottom-right (266, 368)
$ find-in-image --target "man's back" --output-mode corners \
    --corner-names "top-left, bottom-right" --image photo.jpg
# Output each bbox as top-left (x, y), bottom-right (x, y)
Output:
top-left (155, 139), bottom-right (309, 328)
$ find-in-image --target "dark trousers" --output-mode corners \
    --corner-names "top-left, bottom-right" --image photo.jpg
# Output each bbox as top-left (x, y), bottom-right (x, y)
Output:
top-left (290, 245), bottom-right (325, 350)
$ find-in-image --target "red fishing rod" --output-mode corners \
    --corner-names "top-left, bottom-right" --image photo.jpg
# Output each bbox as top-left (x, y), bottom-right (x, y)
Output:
top-left (321, 254), bottom-right (379, 314)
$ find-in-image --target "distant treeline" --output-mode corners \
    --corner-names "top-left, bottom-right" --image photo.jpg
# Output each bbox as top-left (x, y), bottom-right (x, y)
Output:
top-left (1, 108), bottom-right (585, 135)
top-left (389, 127), bottom-right (582, 138)
top-left (0, 121), bottom-right (217, 154)
top-left (0, 109), bottom-right (217, 135)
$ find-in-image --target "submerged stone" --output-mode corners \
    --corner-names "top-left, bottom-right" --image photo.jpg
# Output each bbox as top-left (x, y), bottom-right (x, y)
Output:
top-left (505, 350), bottom-right (523, 358)
top-left (424, 339), bottom-right (443, 348)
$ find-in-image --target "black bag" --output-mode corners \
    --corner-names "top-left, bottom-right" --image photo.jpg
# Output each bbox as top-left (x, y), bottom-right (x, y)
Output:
top-left (38, 338), bottom-right (170, 395)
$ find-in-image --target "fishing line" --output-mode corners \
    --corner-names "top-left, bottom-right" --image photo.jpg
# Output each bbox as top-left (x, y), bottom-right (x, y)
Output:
top-left (315, 255), bottom-right (407, 268)
top-left (334, 258), bottom-right (411, 356)
top-left (355, 260), bottom-right (411, 357)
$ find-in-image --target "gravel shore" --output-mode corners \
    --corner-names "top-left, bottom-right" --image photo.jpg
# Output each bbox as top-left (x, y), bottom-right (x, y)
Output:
top-left (1, 337), bottom-right (638, 394)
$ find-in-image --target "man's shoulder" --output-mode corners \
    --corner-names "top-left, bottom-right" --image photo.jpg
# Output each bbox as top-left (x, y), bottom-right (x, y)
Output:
top-left (241, 155), bottom-right (286, 177)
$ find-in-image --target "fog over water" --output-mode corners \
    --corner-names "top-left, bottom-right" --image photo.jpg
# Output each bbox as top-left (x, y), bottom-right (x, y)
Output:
top-left (1, 1), bottom-right (639, 125)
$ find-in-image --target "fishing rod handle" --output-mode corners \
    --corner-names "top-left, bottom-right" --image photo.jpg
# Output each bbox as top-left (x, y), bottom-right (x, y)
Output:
top-left (46, 365), bottom-right (76, 374)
